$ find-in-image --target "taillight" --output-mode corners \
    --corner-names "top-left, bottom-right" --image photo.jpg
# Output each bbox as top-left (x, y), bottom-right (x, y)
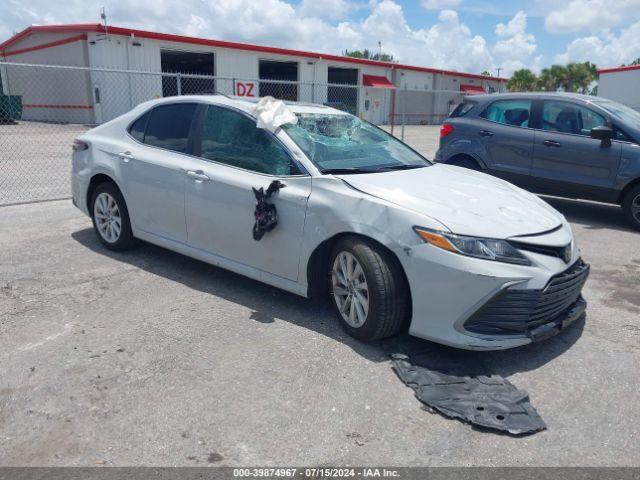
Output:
top-left (72, 139), bottom-right (88, 151)
top-left (440, 123), bottom-right (454, 138)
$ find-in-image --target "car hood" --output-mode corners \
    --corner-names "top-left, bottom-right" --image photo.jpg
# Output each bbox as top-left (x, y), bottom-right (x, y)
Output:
top-left (336, 164), bottom-right (564, 239)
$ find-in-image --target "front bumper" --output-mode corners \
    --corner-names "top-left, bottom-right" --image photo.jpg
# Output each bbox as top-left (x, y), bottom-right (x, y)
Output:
top-left (397, 238), bottom-right (589, 350)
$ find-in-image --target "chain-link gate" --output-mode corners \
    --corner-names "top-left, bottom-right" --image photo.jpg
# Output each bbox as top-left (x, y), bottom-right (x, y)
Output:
top-left (0, 61), bottom-right (464, 206)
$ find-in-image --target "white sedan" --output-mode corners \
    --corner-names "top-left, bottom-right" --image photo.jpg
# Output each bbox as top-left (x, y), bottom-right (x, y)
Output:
top-left (71, 95), bottom-right (589, 350)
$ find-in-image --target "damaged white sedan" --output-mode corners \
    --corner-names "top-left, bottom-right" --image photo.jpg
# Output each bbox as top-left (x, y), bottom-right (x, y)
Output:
top-left (71, 95), bottom-right (589, 350)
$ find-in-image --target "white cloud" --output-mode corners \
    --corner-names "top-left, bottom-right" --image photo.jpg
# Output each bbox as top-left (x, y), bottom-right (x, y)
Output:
top-left (555, 20), bottom-right (640, 67)
top-left (0, 0), bottom-right (532, 76)
top-left (298, 0), bottom-right (353, 20)
top-left (544, 0), bottom-right (640, 34)
top-left (421, 0), bottom-right (461, 10)
top-left (493, 11), bottom-right (537, 73)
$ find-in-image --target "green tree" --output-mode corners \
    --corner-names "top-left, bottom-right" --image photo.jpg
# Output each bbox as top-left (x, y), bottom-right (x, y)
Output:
top-left (537, 65), bottom-right (566, 91)
top-left (507, 69), bottom-right (538, 92)
top-left (343, 49), bottom-right (395, 62)
top-left (481, 70), bottom-right (492, 77)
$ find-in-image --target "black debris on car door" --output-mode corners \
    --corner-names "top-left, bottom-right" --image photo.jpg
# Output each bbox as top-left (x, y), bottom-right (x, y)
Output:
top-left (252, 180), bottom-right (286, 241)
top-left (391, 353), bottom-right (546, 435)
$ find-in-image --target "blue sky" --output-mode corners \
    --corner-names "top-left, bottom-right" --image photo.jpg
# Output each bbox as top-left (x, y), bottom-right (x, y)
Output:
top-left (2, 0), bottom-right (640, 76)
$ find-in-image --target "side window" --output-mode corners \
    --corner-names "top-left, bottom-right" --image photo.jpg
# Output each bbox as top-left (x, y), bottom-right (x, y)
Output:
top-left (144, 103), bottom-right (198, 153)
top-left (199, 106), bottom-right (300, 175)
top-left (541, 101), bottom-right (606, 136)
top-left (481, 100), bottom-right (532, 128)
top-left (449, 101), bottom-right (476, 118)
top-left (128, 111), bottom-right (149, 142)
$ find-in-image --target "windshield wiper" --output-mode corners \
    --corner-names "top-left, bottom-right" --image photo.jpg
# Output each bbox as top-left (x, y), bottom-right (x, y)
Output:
top-left (321, 164), bottom-right (426, 175)
top-left (320, 167), bottom-right (377, 174)
top-left (375, 164), bottom-right (426, 171)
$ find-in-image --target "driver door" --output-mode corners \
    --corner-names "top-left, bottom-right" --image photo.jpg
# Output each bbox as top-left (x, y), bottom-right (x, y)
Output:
top-left (183, 105), bottom-right (311, 281)
top-left (531, 100), bottom-right (621, 201)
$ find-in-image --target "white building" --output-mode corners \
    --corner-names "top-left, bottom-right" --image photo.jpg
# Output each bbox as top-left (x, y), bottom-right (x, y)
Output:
top-left (0, 24), bottom-right (507, 124)
top-left (597, 65), bottom-right (640, 111)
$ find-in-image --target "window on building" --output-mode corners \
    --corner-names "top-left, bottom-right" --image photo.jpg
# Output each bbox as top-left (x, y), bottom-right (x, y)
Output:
top-left (198, 105), bottom-right (300, 175)
top-left (327, 67), bottom-right (358, 115)
top-left (541, 101), bottom-right (606, 136)
top-left (259, 60), bottom-right (298, 101)
top-left (143, 103), bottom-right (198, 153)
top-left (161, 50), bottom-right (215, 97)
top-left (481, 99), bottom-right (532, 128)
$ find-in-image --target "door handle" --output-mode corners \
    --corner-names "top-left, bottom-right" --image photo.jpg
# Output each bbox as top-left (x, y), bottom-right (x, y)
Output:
top-left (478, 130), bottom-right (494, 137)
top-left (186, 170), bottom-right (210, 182)
top-left (543, 140), bottom-right (561, 147)
top-left (119, 151), bottom-right (135, 163)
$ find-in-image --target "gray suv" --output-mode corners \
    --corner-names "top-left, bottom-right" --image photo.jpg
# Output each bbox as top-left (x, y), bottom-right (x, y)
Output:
top-left (435, 92), bottom-right (640, 230)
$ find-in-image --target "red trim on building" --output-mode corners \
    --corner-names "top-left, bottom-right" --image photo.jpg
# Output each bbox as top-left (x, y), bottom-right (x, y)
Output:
top-left (460, 84), bottom-right (486, 95)
top-left (597, 64), bottom-right (640, 74)
top-left (23, 104), bottom-right (93, 109)
top-left (0, 23), bottom-right (508, 83)
top-left (2, 34), bottom-right (87, 57)
top-left (362, 74), bottom-right (395, 89)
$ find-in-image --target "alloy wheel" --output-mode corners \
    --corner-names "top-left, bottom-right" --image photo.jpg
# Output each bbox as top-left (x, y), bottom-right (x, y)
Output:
top-left (632, 193), bottom-right (640, 224)
top-left (94, 192), bottom-right (122, 243)
top-left (332, 251), bottom-right (369, 328)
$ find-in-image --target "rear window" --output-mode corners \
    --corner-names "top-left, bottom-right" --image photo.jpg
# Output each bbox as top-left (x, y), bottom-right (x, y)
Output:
top-left (449, 101), bottom-right (476, 118)
top-left (143, 103), bottom-right (198, 153)
top-left (128, 111), bottom-right (149, 142)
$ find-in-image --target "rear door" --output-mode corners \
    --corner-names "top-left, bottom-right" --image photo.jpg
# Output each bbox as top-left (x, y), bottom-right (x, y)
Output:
top-left (183, 104), bottom-right (312, 281)
top-left (476, 98), bottom-right (535, 187)
top-left (531, 100), bottom-right (621, 201)
top-left (121, 102), bottom-right (199, 243)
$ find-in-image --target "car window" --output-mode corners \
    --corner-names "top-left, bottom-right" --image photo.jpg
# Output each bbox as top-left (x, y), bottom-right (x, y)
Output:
top-left (199, 106), bottom-right (300, 176)
top-left (144, 103), bottom-right (198, 153)
top-left (450, 101), bottom-right (476, 118)
top-left (541, 101), bottom-right (606, 136)
top-left (283, 113), bottom-right (429, 172)
top-left (481, 100), bottom-right (531, 128)
top-left (129, 111), bottom-right (149, 142)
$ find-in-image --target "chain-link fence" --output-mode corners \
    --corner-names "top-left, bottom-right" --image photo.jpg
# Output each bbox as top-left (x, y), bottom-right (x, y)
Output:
top-left (0, 61), bottom-right (464, 205)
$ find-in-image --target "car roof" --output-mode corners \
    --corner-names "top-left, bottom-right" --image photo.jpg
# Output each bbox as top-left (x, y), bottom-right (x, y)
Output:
top-left (136, 94), bottom-right (348, 116)
top-left (466, 92), bottom-right (598, 103)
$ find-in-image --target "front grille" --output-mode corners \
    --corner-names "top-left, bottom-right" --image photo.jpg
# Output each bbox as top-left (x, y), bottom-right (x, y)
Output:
top-left (510, 240), bottom-right (572, 263)
top-left (464, 260), bottom-right (590, 335)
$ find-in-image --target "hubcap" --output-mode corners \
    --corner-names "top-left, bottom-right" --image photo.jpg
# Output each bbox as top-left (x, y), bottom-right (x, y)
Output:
top-left (632, 194), bottom-right (640, 224)
top-left (331, 251), bottom-right (369, 328)
top-left (94, 192), bottom-right (122, 243)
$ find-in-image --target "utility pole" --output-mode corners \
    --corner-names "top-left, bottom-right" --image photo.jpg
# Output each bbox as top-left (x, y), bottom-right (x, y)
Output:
top-left (496, 67), bottom-right (503, 92)
top-left (378, 41), bottom-right (382, 59)
top-left (496, 67), bottom-right (502, 78)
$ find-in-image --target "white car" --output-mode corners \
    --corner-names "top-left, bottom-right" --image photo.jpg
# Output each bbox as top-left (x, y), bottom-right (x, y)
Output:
top-left (71, 95), bottom-right (589, 350)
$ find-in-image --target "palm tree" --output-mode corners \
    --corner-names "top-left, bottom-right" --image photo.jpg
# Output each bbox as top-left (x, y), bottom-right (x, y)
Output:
top-left (507, 69), bottom-right (537, 92)
top-left (537, 65), bottom-right (567, 92)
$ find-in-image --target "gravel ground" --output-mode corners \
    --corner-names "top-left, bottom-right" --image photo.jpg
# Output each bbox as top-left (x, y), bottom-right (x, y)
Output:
top-left (0, 127), bottom-right (639, 467)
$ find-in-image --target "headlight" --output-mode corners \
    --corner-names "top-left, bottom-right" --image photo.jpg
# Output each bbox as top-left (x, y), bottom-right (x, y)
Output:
top-left (413, 227), bottom-right (531, 266)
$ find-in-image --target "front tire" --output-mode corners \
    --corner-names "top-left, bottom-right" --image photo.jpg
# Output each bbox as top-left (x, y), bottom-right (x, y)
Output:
top-left (90, 182), bottom-right (135, 251)
top-left (622, 185), bottom-right (640, 231)
top-left (328, 237), bottom-right (408, 341)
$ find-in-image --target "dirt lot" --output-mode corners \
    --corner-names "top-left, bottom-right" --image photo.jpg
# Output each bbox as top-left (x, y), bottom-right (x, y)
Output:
top-left (1, 127), bottom-right (639, 467)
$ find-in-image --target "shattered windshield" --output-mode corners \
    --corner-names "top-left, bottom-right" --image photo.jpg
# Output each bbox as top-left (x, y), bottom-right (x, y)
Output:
top-left (282, 113), bottom-right (430, 174)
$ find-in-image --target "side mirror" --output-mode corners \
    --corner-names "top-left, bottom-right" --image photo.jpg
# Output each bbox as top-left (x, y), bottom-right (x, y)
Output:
top-left (590, 125), bottom-right (613, 148)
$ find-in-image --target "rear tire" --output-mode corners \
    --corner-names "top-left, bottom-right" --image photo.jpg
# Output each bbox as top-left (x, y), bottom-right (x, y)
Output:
top-left (622, 185), bottom-right (640, 231)
top-left (328, 236), bottom-right (408, 341)
top-left (448, 155), bottom-right (480, 171)
top-left (90, 182), bottom-right (136, 251)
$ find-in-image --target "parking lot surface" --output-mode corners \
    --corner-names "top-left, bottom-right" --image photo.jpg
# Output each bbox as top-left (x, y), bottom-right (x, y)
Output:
top-left (1, 127), bottom-right (639, 467)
